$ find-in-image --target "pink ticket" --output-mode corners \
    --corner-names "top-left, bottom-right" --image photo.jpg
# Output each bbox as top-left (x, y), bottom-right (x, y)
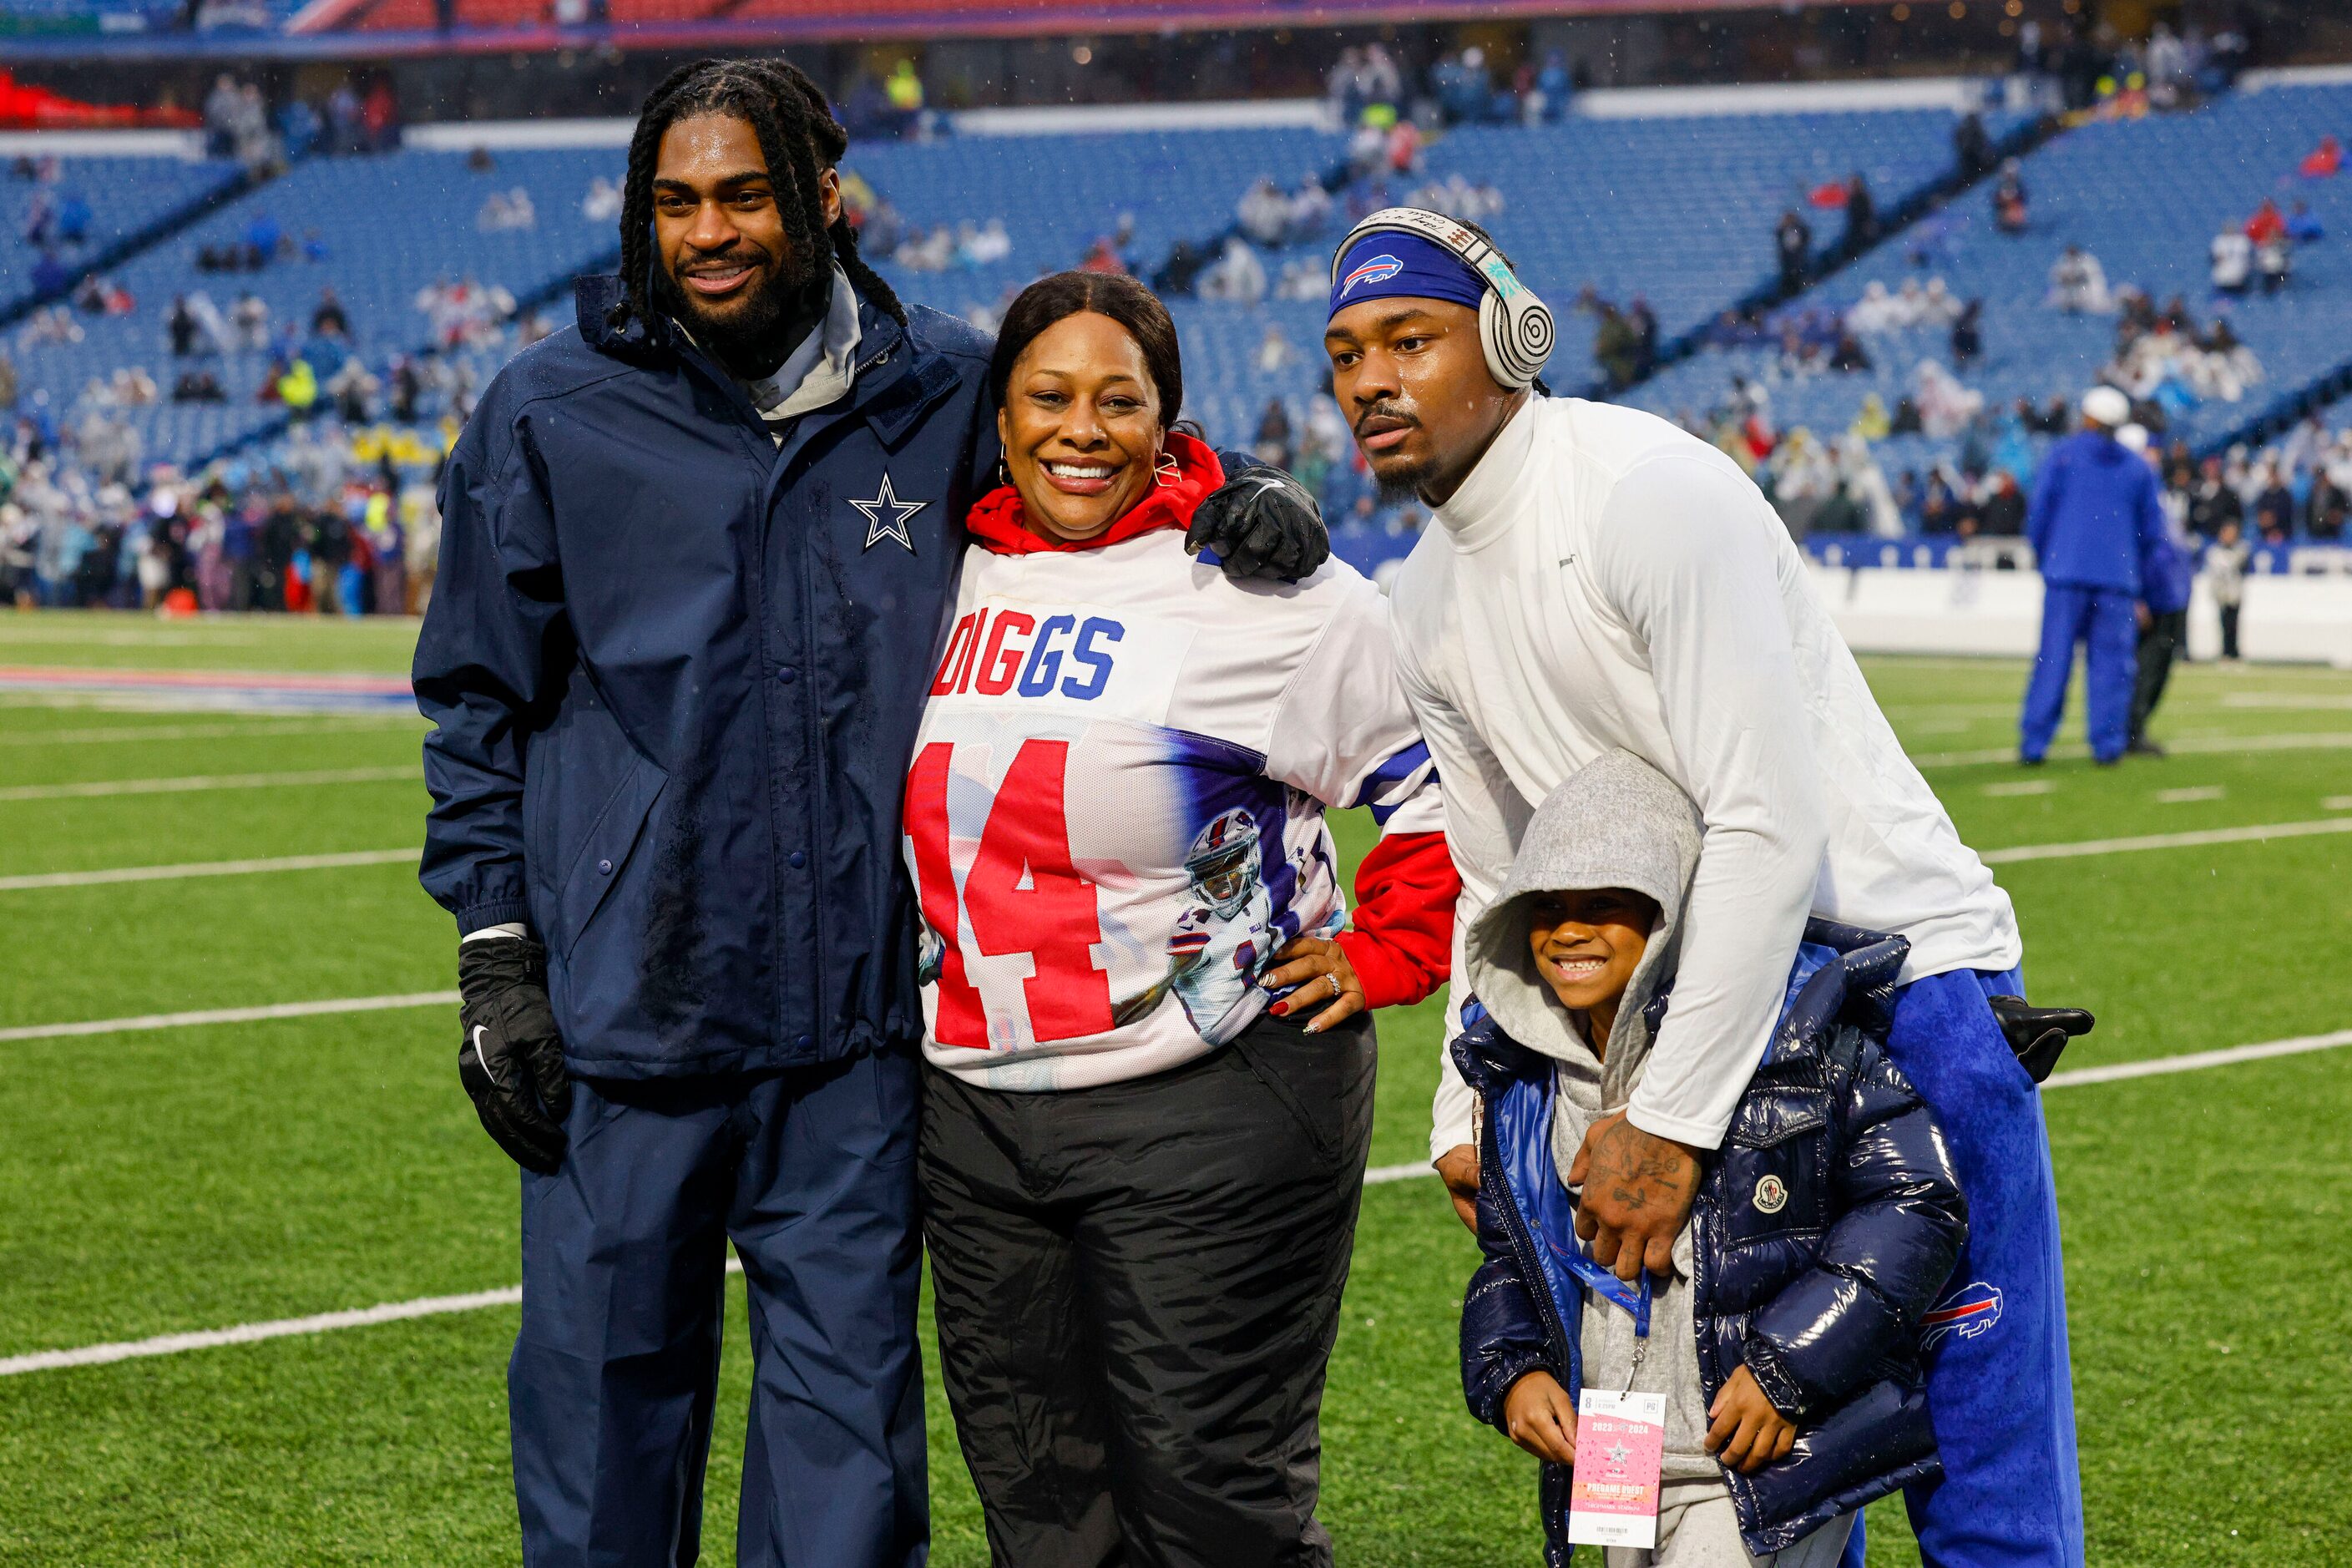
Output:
top-left (1567, 1388), bottom-right (1667, 1550)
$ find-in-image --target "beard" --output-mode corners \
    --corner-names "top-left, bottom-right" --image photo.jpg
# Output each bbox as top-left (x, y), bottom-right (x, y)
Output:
top-left (655, 249), bottom-right (829, 379)
top-left (1373, 458), bottom-right (1439, 506)
top-left (1358, 402), bottom-right (1436, 503)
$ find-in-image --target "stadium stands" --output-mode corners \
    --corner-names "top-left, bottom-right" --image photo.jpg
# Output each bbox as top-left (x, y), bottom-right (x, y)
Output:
top-left (856, 104), bottom-right (2020, 468)
top-left (8, 144), bottom-right (620, 461)
top-left (1413, 108), bottom-right (2031, 392)
top-left (3, 153), bottom-right (242, 313)
top-left (856, 124), bottom-right (1348, 323)
top-left (17, 76), bottom-right (2352, 612)
top-left (1630, 83), bottom-right (2352, 475)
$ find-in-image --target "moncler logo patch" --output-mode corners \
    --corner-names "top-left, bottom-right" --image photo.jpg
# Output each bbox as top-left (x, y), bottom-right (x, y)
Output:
top-left (850, 473), bottom-right (927, 553)
top-left (1752, 1174), bottom-right (1788, 1215)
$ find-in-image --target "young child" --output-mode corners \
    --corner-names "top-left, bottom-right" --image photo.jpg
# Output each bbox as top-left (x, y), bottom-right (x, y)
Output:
top-left (1454, 750), bottom-right (1967, 1567)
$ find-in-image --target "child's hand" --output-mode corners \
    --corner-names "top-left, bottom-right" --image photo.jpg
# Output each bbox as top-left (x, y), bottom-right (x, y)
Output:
top-left (1705, 1363), bottom-right (1797, 1475)
top-left (1502, 1370), bottom-right (1580, 1466)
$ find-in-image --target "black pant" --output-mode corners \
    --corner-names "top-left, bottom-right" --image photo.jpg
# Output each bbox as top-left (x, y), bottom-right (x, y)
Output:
top-left (2220, 602), bottom-right (2241, 660)
top-left (920, 1012), bottom-right (1376, 1568)
top-left (2129, 607), bottom-right (2188, 744)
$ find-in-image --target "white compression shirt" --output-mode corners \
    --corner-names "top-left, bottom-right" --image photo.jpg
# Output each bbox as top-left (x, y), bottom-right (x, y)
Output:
top-left (1393, 396), bottom-right (2020, 1160)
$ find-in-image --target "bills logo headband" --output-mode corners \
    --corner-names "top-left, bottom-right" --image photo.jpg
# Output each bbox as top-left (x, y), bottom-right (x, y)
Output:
top-left (1339, 253), bottom-right (1405, 298)
top-left (1328, 207), bottom-right (1555, 392)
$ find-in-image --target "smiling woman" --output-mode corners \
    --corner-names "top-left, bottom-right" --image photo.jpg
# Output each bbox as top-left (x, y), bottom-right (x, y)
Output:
top-left (985, 272), bottom-right (1186, 544)
top-left (913, 271), bottom-right (1461, 1565)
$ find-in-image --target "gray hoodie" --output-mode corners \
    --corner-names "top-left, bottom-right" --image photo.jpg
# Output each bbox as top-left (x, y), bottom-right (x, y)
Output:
top-left (1464, 748), bottom-right (1719, 1480)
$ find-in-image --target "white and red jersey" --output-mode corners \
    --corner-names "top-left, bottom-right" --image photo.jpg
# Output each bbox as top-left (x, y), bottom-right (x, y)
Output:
top-left (905, 483), bottom-right (1447, 1092)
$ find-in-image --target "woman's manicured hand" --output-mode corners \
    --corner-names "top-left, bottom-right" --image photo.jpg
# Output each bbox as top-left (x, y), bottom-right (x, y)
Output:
top-left (1262, 935), bottom-right (1366, 1033)
top-left (1706, 1363), bottom-right (1798, 1475)
top-left (1502, 1370), bottom-right (1579, 1466)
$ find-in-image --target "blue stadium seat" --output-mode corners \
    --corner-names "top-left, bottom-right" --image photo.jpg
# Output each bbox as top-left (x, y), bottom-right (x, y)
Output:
top-left (10, 145), bottom-right (625, 463)
top-left (1630, 83), bottom-right (2352, 483)
top-left (2, 154), bottom-right (242, 312)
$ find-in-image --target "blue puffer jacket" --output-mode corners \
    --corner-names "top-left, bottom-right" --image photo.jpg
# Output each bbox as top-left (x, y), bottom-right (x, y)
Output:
top-left (416, 275), bottom-right (995, 1078)
top-left (1456, 922), bottom-right (1968, 1561)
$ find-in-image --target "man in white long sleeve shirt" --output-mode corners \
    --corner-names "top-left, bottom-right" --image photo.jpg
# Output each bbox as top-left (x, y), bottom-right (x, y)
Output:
top-left (1322, 210), bottom-right (2083, 1568)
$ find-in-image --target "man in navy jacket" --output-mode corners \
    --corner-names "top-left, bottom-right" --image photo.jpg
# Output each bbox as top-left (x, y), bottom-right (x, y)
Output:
top-left (2020, 385), bottom-right (2172, 765)
top-left (2118, 425), bottom-right (2196, 756)
top-left (414, 58), bottom-right (1327, 1568)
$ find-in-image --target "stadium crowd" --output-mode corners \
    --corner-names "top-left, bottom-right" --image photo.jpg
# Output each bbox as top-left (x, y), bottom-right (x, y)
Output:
top-left (6, 23), bottom-right (2348, 616)
top-left (1660, 368), bottom-right (2351, 550)
top-left (0, 411), bottom-right (441, 614)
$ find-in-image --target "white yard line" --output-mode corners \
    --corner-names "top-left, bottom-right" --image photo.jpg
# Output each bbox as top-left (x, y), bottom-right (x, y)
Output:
top-left (1982, 781), bottom-right (2055, 797)
top-left (1979, 816), bottom-right (2352, 864)
top-left (2039, 1029), bottom-right (2352, 1089)
top-left (0, 1259), bottom-right (746, 1378)
top-left (0, 766), bottom-right (413, 802)
top-left (0, 848), bottom-right (420, 893)
top-left (0, 992), bottom-right (458, 1044)
top-left (2219, 692), bottom-right (2352, 711)
top-left (2152, 786), bottom-right (2227, 804)
top-left (1911, 731), bottom-right (2352, 769)
top-left (2, 1026), bottom-right (2347, 1378)
top-left (0, 1288), bottom-right (525, 1376)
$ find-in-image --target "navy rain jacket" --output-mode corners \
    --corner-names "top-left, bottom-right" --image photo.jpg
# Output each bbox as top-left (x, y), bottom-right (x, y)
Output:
top-left (2026, 429), bottom-right (2172, 594)
top-left (1456, 923), bottom-right (1968, 1561)
top-left (416, 276), bottom-right (994, 1078)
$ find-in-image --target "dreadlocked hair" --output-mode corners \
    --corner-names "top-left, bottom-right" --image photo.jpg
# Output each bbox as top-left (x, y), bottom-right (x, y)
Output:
top-left (609, 55), bottom-right (905, 338)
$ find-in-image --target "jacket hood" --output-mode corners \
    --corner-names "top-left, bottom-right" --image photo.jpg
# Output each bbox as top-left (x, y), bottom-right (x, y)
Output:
top-left (575, 273), bottom-right (665, 357)
top-left (1464, 749), bottom-right (1702, 1107)
top-left (574, 271), bottom-right (908, 372)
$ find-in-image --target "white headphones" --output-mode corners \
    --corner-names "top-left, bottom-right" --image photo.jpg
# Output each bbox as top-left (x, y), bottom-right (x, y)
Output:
top-left (1329, 206), bottom-right (1555, 391)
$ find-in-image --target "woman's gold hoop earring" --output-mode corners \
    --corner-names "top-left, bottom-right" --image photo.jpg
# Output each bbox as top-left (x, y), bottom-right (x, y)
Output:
top-left (996, 456), bottom-right (1009, 486)
top-left (1153, 450), bottom-right (1181, 488)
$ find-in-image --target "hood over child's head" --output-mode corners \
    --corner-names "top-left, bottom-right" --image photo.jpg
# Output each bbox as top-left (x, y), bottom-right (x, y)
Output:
top-left (1464, 750), bottom-right (1702, 1102)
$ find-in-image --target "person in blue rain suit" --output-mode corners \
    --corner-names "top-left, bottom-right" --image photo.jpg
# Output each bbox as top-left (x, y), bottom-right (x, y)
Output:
top-left (412, 57), bottom-right (1328, 1568)
top-left (2019, 385), bottom-right (2175, 766)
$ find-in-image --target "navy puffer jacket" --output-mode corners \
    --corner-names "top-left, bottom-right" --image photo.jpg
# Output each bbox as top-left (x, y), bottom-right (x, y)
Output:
top-left (1456, 922), bottom-right (1967, 1561)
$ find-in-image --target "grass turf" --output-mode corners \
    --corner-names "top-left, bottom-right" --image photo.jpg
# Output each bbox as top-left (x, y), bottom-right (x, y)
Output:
top-left (1, 616), bottom-right (2349, 1565)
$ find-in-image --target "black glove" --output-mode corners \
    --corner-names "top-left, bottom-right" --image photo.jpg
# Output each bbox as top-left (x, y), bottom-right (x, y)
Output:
top-left (458, 935), bottom-right (571, 1175)
top-left (1190, 454), bottom-right (1330, 583)
top-left (1987, 994), bottom-right (2094, 1084)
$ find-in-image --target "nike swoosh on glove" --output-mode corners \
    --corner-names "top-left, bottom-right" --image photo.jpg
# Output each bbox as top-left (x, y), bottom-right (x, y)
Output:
top-left (457, 935), bottom-right (571, 1175)
top-left (1190, 454), bottom-right (1331, 582)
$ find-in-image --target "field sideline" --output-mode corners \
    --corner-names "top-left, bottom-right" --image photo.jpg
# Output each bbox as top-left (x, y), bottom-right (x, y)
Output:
top-left (1, 613), bottom-right (2348, 1566)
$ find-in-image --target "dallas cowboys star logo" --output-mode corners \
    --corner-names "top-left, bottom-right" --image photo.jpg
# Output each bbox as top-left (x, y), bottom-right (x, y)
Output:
top-left (1605, 1440), bottom-right (1631, 1466)
top-left (849, 473), bottom-right (927, 554)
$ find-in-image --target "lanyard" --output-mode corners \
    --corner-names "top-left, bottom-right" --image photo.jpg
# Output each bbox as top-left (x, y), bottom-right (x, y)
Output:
top-left (1555, 1237), bottom-right (1652, 1338)
top-left (1554, 1237), bottom-right (1654, 1390)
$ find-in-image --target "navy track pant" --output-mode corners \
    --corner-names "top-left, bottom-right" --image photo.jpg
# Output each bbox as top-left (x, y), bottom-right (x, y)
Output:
top-left (1844, 969), bottom-right (2085, 1568)
top-left (509, 1050), bottom-right (927, 1568)
top-left (2020, 582), bottom-right (2137, 763)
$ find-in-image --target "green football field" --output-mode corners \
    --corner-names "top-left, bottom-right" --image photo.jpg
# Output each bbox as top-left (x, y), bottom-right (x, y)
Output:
top-left (1, 612), bottom-right (2348, 1566)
